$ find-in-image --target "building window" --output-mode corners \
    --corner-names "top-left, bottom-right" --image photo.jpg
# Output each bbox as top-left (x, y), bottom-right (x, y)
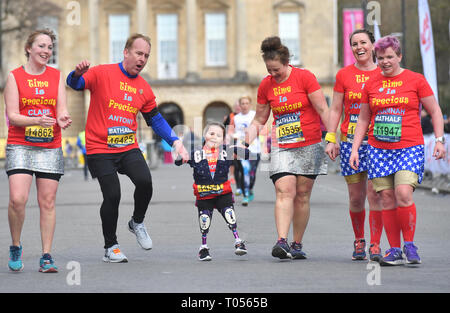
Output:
top-left (37, 16), bottom-right (58, 67)
top-left (109, 14), bottom-right (130, 63)
top-left (278, 12), bottom-right (300, 65)
top-left (205, 13), bottom-right (227, 66)
top-left (157, 14), bottom-right (178, 79)
top-left (203, 102), bottom-right (230, 125)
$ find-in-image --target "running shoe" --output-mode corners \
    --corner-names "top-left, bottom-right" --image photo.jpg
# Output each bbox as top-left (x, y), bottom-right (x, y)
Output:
top-left (234, 241), bottom-right (247, 256)
top-left (403, 243), bottom-right (421, 265)
top-left (128, 219), bottom-right (153, 250)
top-left (380, 247), bottom-right (404, 266)
top-left (271, 238), bottom-right (292, 259)
top-left (103, 244), bottom-right (128, 263)
top-left (352, 239), bottom-right (367, 261)
top-left (39, 253), bottom-right (58, 273)
top-left (8, 245), bottom-right (24, 272)
top-left (248, 190), bottom-right (255, 202)
top-left (198, 247), bottom-right (212, 261)
top-left (235, 189), bottom-right (242, 196)
top-left (242, 197), bottom-right (249, 206)
top-left (369, 243), bottom-right (383, 263)
top-left (290, 242), bottom-right (307, 259)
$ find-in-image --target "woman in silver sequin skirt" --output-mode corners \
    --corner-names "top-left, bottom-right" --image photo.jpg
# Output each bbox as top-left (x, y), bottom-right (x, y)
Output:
top-left (4, 29), bottom-right (72, 272)
top-left (247, 37), bottom-right (330, 260)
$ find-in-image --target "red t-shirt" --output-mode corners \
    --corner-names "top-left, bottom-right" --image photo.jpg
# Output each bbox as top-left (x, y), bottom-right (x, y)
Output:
top-left (361, 69), bottom-right (434, 149)
top-left (7, 66), bottom-right (62, 148)
top-left (334, 64), bottom-right (381, 139)
top-left (205, 147), bottom-right (218, 174)
top-left (82, 64), bottom-right (157, 154)
top-left (257, 66), bottom-right (322, 148)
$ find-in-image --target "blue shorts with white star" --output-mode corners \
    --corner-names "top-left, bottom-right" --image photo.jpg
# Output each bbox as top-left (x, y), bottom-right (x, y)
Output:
top-left (366, 144), bottom-right (425, 183)
top-left (340, 141), bottom-right (370, 176)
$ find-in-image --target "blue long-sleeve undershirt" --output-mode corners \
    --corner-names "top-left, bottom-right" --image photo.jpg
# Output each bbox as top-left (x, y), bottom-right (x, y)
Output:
top-left (66, 70), bottom-right (85, 90)
top-left (143, 111), bottom-right (179, 146)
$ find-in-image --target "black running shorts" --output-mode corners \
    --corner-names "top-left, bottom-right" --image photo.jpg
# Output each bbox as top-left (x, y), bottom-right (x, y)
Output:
top-left (86, 148), bottom-right (147, 178)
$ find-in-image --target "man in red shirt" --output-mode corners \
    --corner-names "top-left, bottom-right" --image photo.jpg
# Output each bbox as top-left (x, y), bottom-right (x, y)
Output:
top-left (67, 34), bottom-right (188, 263)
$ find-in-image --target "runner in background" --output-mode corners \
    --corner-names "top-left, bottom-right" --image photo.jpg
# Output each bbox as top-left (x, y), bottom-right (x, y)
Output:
top-left (224, 100), bottom-right (241, 188)
top-left (77, 130), bottom-right (89, 180)
top-left (230, 96), bottom-right (261, 206)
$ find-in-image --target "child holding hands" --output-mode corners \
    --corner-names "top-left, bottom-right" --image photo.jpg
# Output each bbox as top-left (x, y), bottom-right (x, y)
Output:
top-left (176, 122), bottom-right (249, 261)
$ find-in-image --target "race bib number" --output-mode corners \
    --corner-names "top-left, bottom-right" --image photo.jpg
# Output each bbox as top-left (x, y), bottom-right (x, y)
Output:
top-left (107, 126), bottom-right (136, 148)
top-left (373, 114), bottom-right (402, 143)
top-left (25, 125), bottom-right (54, 143)
top-left (347, 114), bottom-right (368, 143)
top-left (275, 112), bottom-right (305, 144)
top-left (196, 184), bottom-right (224, 198)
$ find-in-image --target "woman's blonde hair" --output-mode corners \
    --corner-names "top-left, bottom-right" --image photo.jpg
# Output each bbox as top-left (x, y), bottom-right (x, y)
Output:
top-left (239, 95), bottom-right (252, 104)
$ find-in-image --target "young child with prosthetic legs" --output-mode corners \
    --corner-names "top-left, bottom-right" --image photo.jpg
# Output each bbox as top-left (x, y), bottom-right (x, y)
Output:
top-left (197, 194), bottom-right (246, 261)
top-left (176, 122), bottom-right (249, 261)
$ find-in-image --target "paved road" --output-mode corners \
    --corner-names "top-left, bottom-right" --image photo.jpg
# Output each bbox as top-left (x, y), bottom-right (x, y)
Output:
top-left (0, 160), bottom-right (449, 295)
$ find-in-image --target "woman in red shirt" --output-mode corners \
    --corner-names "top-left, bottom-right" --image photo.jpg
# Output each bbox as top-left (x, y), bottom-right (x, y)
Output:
top-left (325, 29), bottom-right (383, 262)
top-left (4, 29), bottom-right (72, 273)
top-left (248, 36), bottom-right (330, 260)
top-left (350, 36), bottom-right (445, 266)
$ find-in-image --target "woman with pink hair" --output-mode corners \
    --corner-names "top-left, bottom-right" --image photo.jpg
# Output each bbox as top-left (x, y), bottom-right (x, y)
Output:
top-left (349, 36), bottom-right (445, 266)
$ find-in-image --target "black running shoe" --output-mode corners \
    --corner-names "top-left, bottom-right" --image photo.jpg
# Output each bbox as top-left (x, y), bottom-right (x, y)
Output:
top-left (290, 242), bottom-right (307, 259)
top-left (198, 247), bottom-right (212, 261)
top-left (271, 238), bottom-right (292, 259)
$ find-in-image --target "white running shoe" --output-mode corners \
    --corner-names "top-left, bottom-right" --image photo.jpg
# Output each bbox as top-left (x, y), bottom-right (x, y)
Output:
top-left (128, 219), bottom-right (153, 250)
top-left (103, 244), bottom-right (128, 263)
top-left (234, 240), bottom-right (247, 256)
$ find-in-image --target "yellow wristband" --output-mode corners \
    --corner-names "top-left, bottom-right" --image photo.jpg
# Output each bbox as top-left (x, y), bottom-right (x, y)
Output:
top-left (325, 132), bottom-right (337, 144)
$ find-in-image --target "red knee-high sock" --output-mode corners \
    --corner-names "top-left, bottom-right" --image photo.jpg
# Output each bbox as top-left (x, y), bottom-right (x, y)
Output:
top-left (382, 208), bottom-right (401, 248)
top-left (350, 210), bottom-right (365, 240)
top-left (397, 203), bottom-right (416, 243)
top-left (369, 210), bottom-right (383, 244)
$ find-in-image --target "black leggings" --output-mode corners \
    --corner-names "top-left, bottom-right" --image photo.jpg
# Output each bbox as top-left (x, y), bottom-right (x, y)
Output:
top-left (92, 151), bottom-right (153, 249)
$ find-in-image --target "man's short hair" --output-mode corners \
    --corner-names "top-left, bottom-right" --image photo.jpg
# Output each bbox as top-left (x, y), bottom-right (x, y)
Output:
top-left (124, 33), bottom-right (151, 50)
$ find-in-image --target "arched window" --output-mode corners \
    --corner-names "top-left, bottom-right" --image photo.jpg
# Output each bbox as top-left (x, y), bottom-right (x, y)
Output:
top-left (158, 102), bottom-right (184, 128)
top-left (203, 101), bottom-right (231, 127)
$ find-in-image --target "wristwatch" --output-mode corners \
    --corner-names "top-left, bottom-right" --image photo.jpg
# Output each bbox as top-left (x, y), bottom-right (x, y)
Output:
top-left (435, 136), bottom-right (446, 144)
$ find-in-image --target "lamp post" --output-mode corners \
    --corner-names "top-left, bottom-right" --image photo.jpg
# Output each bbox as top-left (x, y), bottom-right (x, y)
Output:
top-left (362, 0), bottom-right (368, 29)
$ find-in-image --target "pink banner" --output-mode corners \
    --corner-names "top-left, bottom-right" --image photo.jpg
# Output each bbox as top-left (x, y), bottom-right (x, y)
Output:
top-left (343, 9), bottom-right (364, 66)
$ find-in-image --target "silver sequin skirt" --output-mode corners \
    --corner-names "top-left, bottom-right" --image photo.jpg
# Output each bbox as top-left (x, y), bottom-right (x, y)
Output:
top-left (269, 142), bottom-right (328, 177)
top-left (5, 144), bottom-right (64, 174)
